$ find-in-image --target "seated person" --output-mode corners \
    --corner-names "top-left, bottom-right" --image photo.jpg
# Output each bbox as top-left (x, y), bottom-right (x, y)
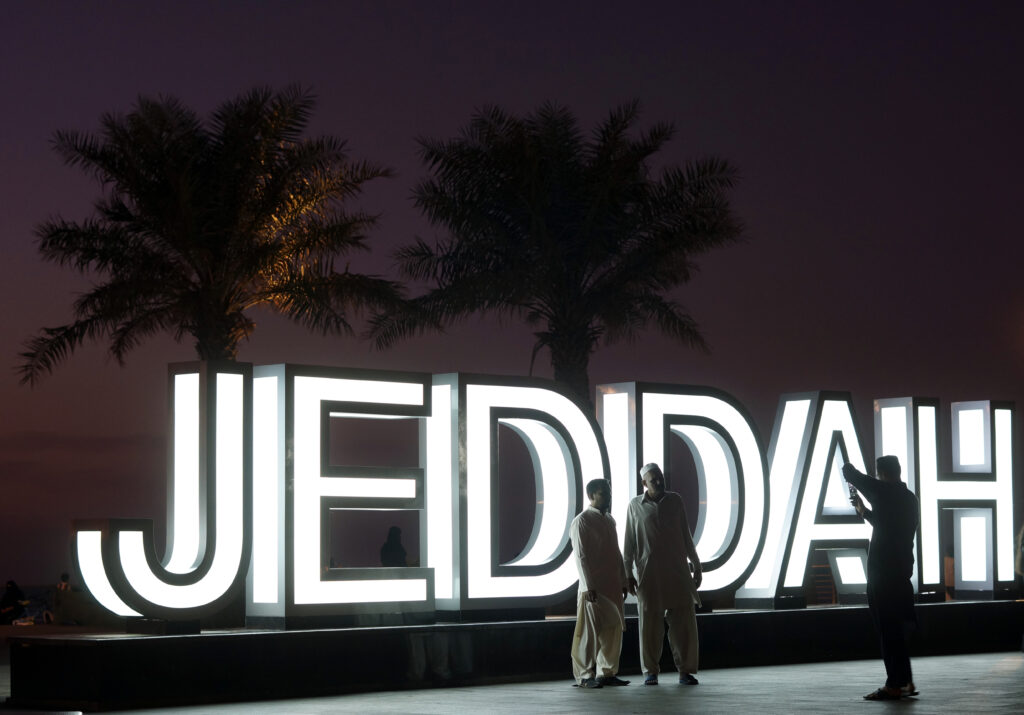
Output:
top-left (1, 580), bottom-right (26, 624)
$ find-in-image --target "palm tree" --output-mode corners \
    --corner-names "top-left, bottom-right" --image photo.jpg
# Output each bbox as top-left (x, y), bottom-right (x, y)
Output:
top-left (371, 101), bottom-right (743, 406)
top-left (18, 85), bottom-right (400, 385)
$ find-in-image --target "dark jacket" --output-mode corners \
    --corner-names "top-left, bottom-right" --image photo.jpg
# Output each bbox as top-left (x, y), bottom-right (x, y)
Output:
top-left (845, 468), bottom-right (919, 586)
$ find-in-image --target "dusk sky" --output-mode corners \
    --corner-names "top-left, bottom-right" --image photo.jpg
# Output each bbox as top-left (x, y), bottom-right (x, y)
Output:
top-left (2, 1), bottom-right (1022, 587)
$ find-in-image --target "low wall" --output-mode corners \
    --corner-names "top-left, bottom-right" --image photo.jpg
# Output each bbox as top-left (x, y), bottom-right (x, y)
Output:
top-left (7, 600), bottom-right (1023, 711)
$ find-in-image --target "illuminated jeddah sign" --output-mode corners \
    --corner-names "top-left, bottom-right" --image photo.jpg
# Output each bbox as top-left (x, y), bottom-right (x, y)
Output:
top-left (74, 362), bottom-right (1017, 620)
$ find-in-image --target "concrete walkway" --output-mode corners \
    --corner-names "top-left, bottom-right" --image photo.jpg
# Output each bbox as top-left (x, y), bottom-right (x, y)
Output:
top-left (3, 651), bottom-right (1022, 714)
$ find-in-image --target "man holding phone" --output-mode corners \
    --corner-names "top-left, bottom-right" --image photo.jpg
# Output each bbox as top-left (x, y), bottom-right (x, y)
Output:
top-left (842, 456), bottom-right (919, 701)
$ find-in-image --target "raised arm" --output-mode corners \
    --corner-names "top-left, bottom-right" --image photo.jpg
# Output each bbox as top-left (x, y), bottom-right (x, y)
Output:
top-left (842, 463), bottom-right (882, 501)
top-left (842, 463), bottom-right (876, 523)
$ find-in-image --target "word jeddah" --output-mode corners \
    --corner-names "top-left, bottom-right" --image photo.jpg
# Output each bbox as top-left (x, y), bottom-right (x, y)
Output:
top-left (74, 362), bottom-right (1016, 621)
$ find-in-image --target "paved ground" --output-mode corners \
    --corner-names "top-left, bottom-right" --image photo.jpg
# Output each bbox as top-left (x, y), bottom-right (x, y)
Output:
top-left (2, 650), bottom-right (1022, 714)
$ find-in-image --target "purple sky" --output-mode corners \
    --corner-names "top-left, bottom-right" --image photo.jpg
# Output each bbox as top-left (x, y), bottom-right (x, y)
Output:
top-left (2, 2), bottom-right (1022, 586)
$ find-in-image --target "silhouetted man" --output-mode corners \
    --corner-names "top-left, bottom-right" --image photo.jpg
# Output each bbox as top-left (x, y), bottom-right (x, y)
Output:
top-left (570, 478), bottom-right (630, 689)
top-left (843, 456), bottom-right (919, 700)
top-left (1, 580), bottom-right (25, 625)
top-left (623, 463), bottom-right (702, 685)
top-left (380, 526), bottom-right (407, 567)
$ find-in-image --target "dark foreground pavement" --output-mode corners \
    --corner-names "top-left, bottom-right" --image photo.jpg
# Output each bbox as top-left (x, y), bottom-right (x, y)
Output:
top-left (3, 650), bottom-right (1021, 714)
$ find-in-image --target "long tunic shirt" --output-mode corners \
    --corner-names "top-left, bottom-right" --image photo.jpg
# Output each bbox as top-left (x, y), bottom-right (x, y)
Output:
top-left (570, 506), bottom-right (629, 601)
top-left (623, 491), bottom-right (701, 609)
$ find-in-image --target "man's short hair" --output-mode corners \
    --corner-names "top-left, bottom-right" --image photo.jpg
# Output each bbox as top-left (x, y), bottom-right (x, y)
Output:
top-left (586, 478), bottom-right (610, 498)
top-left (639, 462), bottom-right (662, 479)
top-left (876, 455), bottom-right (902, 480)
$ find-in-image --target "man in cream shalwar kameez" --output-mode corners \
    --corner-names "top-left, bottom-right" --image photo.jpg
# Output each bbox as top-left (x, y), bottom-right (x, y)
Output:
top-left (570, 478), bottom-right (630, 688)
top-left (623, 463), bottom-right (703, 685)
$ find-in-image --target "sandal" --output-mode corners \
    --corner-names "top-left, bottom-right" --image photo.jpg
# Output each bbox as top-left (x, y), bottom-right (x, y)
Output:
top-left (901, 683), bottom-right (919, 697)
top-left (864, 687), bottom-right (901, 700)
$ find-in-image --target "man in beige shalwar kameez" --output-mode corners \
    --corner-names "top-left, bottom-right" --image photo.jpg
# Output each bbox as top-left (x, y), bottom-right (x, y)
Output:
top-left (623, 462), bottom-right (703, 685)
top-left (570, 478), bottom-right (630, 688)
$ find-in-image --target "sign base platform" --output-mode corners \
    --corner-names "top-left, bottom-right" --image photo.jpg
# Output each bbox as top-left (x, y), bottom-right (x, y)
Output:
top-left (8, 600), bottom-right (1023, 711)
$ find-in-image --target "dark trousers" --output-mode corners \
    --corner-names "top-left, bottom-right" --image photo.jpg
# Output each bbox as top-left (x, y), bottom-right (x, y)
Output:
top-left (867, 580), bottom-right (914, 688)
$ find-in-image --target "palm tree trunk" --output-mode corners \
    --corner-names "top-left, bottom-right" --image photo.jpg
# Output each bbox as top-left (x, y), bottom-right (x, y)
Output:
top-left (194, 338), bottom-right (238, 361)
top-left (193, 313), bottom-right (243, 361)
top-left (549, 337), bottom-right (593, 410)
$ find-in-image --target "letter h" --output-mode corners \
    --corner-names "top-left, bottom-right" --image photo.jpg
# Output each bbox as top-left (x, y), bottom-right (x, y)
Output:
top-left (876, 398), bottom-right (1015, 594)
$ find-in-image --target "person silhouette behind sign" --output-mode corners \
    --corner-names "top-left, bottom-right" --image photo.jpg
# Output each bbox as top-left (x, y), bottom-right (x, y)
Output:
top-left (842, 456), bottom-right (920, 701)
top-left (380, 526), bottom-right (407, 567)
top-left (1, 580), bottom-right (26, 625)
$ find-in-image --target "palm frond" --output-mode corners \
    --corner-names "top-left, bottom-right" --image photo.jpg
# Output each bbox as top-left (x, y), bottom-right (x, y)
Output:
top-left (389, 101), bottom-right (742, 403)
top-left (18, 316), bottom-right (112, 385)
top-left (20, 85), bottom-right (392, 382)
